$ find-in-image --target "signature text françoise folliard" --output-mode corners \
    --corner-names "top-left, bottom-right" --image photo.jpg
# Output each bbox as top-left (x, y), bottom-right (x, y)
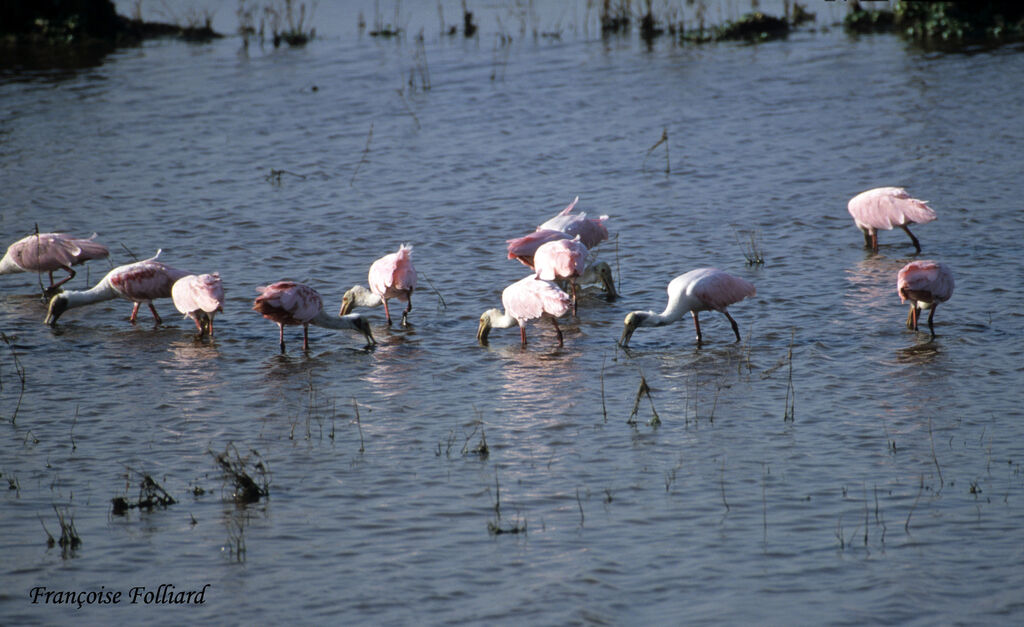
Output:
top-left (30, 584), bottom-right (211, 609)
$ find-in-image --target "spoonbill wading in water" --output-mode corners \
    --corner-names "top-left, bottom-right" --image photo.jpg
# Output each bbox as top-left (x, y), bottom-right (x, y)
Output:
top-left (172, 273), bottom-right (225, 337)
top-left (532, 236), bottom-right (589, 315)
top-left (45, 250), bottom-right (189, 326)
top-left (341, 244), bottom-right (417, 326)
top-left (897, 260), bottom-right (954, 337)
top-left (620, 268), bottom-right (756, 347)
top-left (478, 275), bottom-right (572, 348)
top-left (847, 187), bottom-right (936, 253)
top-left (1, 232), bottom-right (109, 295)
top-left (254, 281), bottom-right (374, 352)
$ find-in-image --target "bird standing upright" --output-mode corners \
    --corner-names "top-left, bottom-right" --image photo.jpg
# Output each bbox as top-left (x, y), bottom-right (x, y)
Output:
top-left (1, 232), bottom-right (110, 294)
top-left (897, 260), bottom-right (954, 337)
top-left (44, 250), bottom-right (189, 326)
top-left (619, 268), bottom-right (756, 347)
top-left (341, 244), bottom-right (417, 326)
top-left (254, 281), bottom-right (374, 352)
top-left (172, 273), bottom-right (225, 337)
top-left (848, 187), bottom-right (936, 253)
top-left (477, 275), bottom-right (572, 347)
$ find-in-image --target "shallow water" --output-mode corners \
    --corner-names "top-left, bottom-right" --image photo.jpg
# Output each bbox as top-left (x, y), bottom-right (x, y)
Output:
top-left (2, 1), bottom-right (1024, 624)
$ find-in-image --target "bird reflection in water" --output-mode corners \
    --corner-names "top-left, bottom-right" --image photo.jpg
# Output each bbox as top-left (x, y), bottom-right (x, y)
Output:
top-left (844, 256), bottom-right (907, 325)
top-left (490, 346), bottom-right (583, 425)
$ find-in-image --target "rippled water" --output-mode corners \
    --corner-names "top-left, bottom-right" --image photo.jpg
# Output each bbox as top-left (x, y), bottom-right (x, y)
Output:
top-left (3, 1), bottom-right (1024, 624)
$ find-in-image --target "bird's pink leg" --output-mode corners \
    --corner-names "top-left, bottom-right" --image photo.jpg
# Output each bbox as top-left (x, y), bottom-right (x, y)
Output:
top-left (519, 324), bottom-right (528, 347)
top-left (551, 318), bottom-right (563, 347)
top-left (691, 311), bottom-right (703, 343)
top-left (130, 302), bottom-right (141, 323)
top-left (870, 231), bottom-right (879, 252)
top-left (900, 224), bottom-right (922, 253)
top-left (723, 310), bottom-right (741, 342)
top-left (49, 265), bottom-right (76, 290)
top-left (148, 303), bottom-right (163, 325)
top-left (207, 317), bottom-right (215, 337)
top-left (382, 299), bottom-right (393, 326)
top-left (192, 315), bottom-right (204, 333)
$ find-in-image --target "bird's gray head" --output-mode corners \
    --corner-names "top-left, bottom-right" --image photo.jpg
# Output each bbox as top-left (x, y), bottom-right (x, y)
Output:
top-left (45, 294), bottom-right (69, 326)
top-left (592, 262), bottom-right (618, 300)
top-left (619, 311), bottom-right (649, 347)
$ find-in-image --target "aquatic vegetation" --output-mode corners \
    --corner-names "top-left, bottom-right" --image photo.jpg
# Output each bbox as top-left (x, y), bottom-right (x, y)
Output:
top-left (845, 0), bottom-right (1024, 46)
top-left (111, 472), bottom-right (177, 515)
top-left (212, 444), bottom-right (270, 504)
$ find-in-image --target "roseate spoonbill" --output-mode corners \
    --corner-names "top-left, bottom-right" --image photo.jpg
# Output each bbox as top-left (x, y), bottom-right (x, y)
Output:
top-left (506, 229), bottom-right (569, 268)
top-left (848, 187), bottom-right (936, 253)
top-left (341, 244), bottom-right (417, 326)
top-left (619, 268), bottom-right (756, 347)
top-left (172, 273), bottom-right (225, 336)
top-left (45, 250), bottom-right (189, 326)
top-left (477, 275), bottom-right (572, 348)
top-left (897, 260), bottom-right (954, 337)
top-left (1, 232), bottom-right (109, 294)
top-left (533, 236), bottom-right (589, 315)
top-left (579, 261), bottom-right (618, 300)
top-left (254, 281), bottom-right (374, 352)
top-left (537, 196), bottom-right (610, 249)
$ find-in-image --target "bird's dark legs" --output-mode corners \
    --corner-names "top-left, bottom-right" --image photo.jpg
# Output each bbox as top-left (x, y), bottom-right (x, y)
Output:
top-left (927, 305), bottom-right (937, 337)
top-left (401, 294), bottom-right (412, 327)
top-left (551, 318), bottom-right (564, 347)
top-left (519, 324), bottom-right (527, 347)
top-left (862, 229), bottom-right (874, 250)
top-left (901, 224), bottom-right (922, 253)
top-left (691, 312), bottom-right (703, 344)
top-left (148, 304), bottom-right (162, 325)
top-left (302, 324), bottom-right (310, 351)
top-left (906, 304), bottom-right (917, 330)
top-left (571, 281), bottom-right (578, 316)
top-left (191, 315), bottom-right (204, 333)
top-left (50, 265), bottom-right (75, 290)
top-left (130, 302), bottom-right (141, 324)
top-left (383, 299), bottom-right (393, 326)
top-left (723, 310), bottom-right (742, 342)
top-left (278, 324), bottom-right (286, 352)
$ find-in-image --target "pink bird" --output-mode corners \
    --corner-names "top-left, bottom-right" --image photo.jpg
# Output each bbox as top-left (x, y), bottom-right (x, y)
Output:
top-left (1, 232), bottom-right (109, 294)
top-left (620, 268), bottom-right (756, 346)
top-left (506, 229), bottom-right (569, 268)
top-left (537, 196), bottom-right (610, 249)
top-left (477, 275), bottom-right (572, 347)
top-left (45, 250), bottom-right (189, 326)
top-left (254, 281), bottom-right (374, 352)
top-left (897, 260), bottom-right (954, 337)
top-left (340, 244), bottom-right (417, 326)
top-left (848, 187), bottom-right (937, 253)
top-left (172, 273), bottom-right (225, 336)
top-left (533, 236), bottom-right (589, 315)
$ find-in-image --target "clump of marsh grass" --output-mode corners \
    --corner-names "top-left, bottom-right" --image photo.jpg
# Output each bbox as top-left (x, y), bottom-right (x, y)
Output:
top-left (735, 229), bottom-right (765, 266)
top-left (43, 505), bottom-right (81, 556)
top-left (212, 443), bottom-right (270, 504)
top-left (111, 469), bottom-right (177, 515)
top-left (265, 0), bottom-right (316, 46)
top-left (600, 0), bottom-right (631, 35)
top-left (643, 128), bottom-right (670, 174)
top-left (628, 369), bottom-right (660, 427)
top-left (487, 472), bottom-right (526, 535)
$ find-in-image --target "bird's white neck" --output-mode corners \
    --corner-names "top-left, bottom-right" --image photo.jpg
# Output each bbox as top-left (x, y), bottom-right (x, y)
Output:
top-left (63, 280), bottom-right (120, 308)
top-left (311, 310), bottom-right (360, 330)
top-left (0, 253), bottom-right (22, 275)
top-left (488, 309), bottom-right (520, 329)
top-left (349, 286), bottom-right (384, 308)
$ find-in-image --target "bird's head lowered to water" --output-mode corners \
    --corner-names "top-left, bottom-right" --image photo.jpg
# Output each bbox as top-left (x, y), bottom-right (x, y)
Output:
top-left (44, 293), bottom-right (70, 326)
top-left (476, 309), bottom-right (502, 345)
top-left (344, 313), bottom-right (376, 346)
top-left (619, 311), bottom-right (650, 347)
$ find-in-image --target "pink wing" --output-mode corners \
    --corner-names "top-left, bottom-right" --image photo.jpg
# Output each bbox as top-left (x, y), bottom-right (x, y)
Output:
top-left (533, 238), bottom-right (588, 281)
top-left (537, 197), bottom-right (609, 249)
top-left (173, 273), bottom-right (225, 314)
top-left (502, 275), bottom-right (571, 323)
top-left (690, 268), bottom-right (756, 311)
top-left (7, 233), bottom-right (109, 271)
top-left (110, 258), bottom-right (190, 301)
top-left (897, 261), bottom-right (954, 303)
top-left (368, 244), bottom-right (417, 301)
top-left (254, 281), bottom-right (323, 324)
top-left (848, 187), bottom-right (937, 230)
top-left (506, 229), bottom-right (569, 266)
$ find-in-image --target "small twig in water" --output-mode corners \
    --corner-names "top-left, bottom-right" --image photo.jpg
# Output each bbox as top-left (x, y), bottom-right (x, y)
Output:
top-left (642, 127), bottom-right (670, 173)
top-left (416, 269), bottom-right (448, 311)
top-left (1, 332), bottom-right (26, 424)
top-left (576, 488), bottom-right (584, 527)
top-left (905, 474), bottom-right (924, 534)
top-left (600, 356), bottom-right (608, 423)
top-left (928, 417), bottom-right (944, 493)
top-left (783, 329), bottom-right (795, 421)
top-left (353, 398), bottom-right (365, 453)
top-left (628, 369), bottom-right (660, 426)
top-left (350, 123), bottom-right (374, 187)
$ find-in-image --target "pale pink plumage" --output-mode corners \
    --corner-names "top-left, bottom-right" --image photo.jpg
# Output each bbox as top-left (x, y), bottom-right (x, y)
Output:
top-left (537, 197), bottom-right (609, 249)
top-left (0, 232), bottom-right (109, 291)
top-left (897, 260), bottom-right (954, 336)
top-left (478, 275), bottom-right (572, 347)
top-left (44, 251), bottom-right (190, 326)
top-left (533, 237), bottom-right (589, 315)
top-left (506, 229), bottom-right (569, 268)
top-left (172, 273), bottom-right (225, 336)
top-left (367, 244), bottom-right (417, 325)
top-left (620, 268), bottom-right (756, 346)
top-left (848, 187), bottom-right (936, 252)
